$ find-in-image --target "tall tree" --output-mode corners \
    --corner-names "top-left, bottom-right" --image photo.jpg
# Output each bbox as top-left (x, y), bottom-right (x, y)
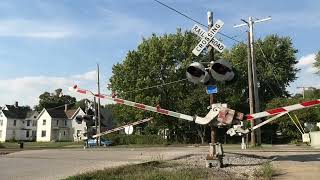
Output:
top-left (34, 88), bottom-right (76, 111)
top-left (108, 31), bottom-right (299, 143)
top-left (315, 50), bottom-right (320, 74)
top-left (223, 34), bottom-right (299, 112)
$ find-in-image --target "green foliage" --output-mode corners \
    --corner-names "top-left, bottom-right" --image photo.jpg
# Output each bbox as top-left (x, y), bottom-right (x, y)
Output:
top-left (109, 30), bottom-right (210, 142)
top-left (74, 99), bottom-right (90, 110)
top-left (34, 88), bottom-right (76, 111)
top-left (104, 134), bottom-right (166, 145)
top-left (265, 96), bottom-right (320, 140)
top-left (108, 30), bottom-right (299, 144)
top-left (315, 51), bottom-right (320, 74)
top-left (64, 161), bottom-right (230, 180)
top-left (223, 35), bottom-right (298, 112)
top-left (253, 162), bottom-right (274, 180)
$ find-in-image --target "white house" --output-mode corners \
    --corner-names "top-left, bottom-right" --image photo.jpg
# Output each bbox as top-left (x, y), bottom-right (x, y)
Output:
top-left (36, 106), bottom-right (86, 142)
top-left (36, 105), bottom-right (113, 142)
top-left (0, 102), bottom-right (38, 142)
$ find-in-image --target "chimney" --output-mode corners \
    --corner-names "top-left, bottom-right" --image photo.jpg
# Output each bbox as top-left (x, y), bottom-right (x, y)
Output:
top-left (15, 101), bottom-right (18, 107)
top-left (64, 104), bottom-right (68, 112)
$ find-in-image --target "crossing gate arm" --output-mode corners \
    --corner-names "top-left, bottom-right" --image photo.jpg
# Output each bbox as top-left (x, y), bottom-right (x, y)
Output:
top-left (245, 99), bottom-right (320, 120)
top-left (70, 85), bottom-right (198, 123)
top-left (92, 118), bottom-right (153, 138)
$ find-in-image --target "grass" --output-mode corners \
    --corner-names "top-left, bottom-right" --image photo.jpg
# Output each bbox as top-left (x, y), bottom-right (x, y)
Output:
top-left (64, 161), bottom-right (234, 180)
top-left (0, 141), bottom-right (83, 149)
top-left (253, 162), bottom-right (274, 180)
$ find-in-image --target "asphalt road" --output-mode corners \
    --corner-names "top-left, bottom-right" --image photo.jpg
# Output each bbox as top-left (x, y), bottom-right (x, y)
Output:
top-left (0, 145), bottom-right (319, 180)
top-left (0, 147), bottom-right (205, 180)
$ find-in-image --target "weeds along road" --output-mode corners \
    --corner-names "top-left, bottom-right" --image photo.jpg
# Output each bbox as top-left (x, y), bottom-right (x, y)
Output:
top-left (0, 145), bottom-right (319, 180)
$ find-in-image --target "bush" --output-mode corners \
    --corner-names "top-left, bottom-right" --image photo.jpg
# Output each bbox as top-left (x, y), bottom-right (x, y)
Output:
top-left (104, 134), bottom-right (166, 145)
top-left (253, 162), bottom-right (274, 180)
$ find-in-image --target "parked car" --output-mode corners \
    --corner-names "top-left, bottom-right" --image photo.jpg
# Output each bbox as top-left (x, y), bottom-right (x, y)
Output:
top-left (87, 139), bottom-right (112, 147)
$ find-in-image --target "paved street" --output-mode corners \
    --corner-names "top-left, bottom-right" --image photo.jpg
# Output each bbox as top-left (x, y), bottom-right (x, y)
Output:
top-left (0, 145), bottom-right (320, 180)
top-left (0, 147), bottom-right (204, 180)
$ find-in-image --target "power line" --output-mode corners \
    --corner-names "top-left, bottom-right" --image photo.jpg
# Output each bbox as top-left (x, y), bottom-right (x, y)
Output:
top-left (120, 78), bottom-right (188, 94)
top-left (46, 101), bottom-right (77, 111)
top-left (153, 0), bottom-right (241, 43)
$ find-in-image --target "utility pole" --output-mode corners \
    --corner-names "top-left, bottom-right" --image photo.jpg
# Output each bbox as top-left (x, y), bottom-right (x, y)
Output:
top-left (234, 16), bottom-right (271, 146)
top-left (247, 30), bottom-right (255, 147)
top-left (93, 97), bottom-right (98, 146)
top-left (97, 63), bottom-right (101, 146)
top-left (297, 86), bottom-right (314, 99)
top-left (207, 11), bottom-right (217, 156)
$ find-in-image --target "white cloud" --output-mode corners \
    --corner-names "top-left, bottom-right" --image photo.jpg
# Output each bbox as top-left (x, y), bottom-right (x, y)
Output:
top-left (288, 53), bottom-right (320, 94)
top-left (0, 19), bottom-right (76, 39)
top-left (0, 70), bottom-right (112, 108)
top-left (296, 53), bottom-right (316, 67)
top-left (72, 70), bottom-right (97, 81)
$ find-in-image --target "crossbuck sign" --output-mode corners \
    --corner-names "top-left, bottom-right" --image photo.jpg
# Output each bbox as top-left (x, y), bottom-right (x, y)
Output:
top-left (192, 19), bottom-right (225, 56)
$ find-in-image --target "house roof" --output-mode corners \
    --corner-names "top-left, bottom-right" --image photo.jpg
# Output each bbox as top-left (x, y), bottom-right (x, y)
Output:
top-left (1, 105), bottom-right (31, 119)
top-left (38, 107), bottom-right (83, 120)
top-left (65, 109), bottom-right (78, 119)
top-left (26, 111), bottom-right (39, 119)
top-left (47, 109), bottom-right (68, 119)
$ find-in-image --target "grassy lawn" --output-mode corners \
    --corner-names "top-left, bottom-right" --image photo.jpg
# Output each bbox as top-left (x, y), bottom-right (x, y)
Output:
top-left (0, 141), bottom-right (83, 149)
top-left (64, 161), bottom-right (234, 180)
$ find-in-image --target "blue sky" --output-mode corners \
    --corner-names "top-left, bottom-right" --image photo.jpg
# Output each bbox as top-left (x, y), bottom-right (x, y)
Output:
top-left (0, 0), bottom-right (319, 106)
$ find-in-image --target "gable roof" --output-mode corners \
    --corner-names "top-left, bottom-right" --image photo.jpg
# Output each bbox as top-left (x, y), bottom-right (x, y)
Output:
top-left (37, 107), bottom-right (83, 120)
top-left (47, 109), bottom-right (68, 119)
top-left (1, 105), bottom-right (31, 119)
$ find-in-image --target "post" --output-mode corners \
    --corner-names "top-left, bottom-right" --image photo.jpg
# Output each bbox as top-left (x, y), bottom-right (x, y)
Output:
top-left (234, 16), bottom-right (271, 147)
top-left (247, 30), bottom-right (255, 146)
top-left (208, 11), bottom-right (217, 155)
top-left (249, 17), bottom-right (261, 145)
top-left (97, 63), bottom-right (101, 146)
top-left (94, 97), bottom-right (98, 146)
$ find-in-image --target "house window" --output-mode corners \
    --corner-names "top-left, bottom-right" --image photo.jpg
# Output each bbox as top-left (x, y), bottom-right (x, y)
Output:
top-left (64, 120), bottom-right (67, 126)
top-left (27, 120), bottom-right (30, 126)
top-left (0, 120), bottom-right (3, 126)
top-left (26, 131), bottom-right (30, 138)
top-left (43, 119), bottom-right (46, 125)
top-left (13, 120), bottom-right (16, 126)
top-left (41, 131), bottom-right (46, 137)
top-left (63, 131), bottom-right (66, 136)
top-left (0, 130), bottom-right (2, 138)
top-left (32, 120), bottom-right (37, 126)
top-left (56, 120), bottom-right (59, 126)
top-left (77, 130), bottom-right (81, 137)
top-left (32, 130), bottom-right (36, 137)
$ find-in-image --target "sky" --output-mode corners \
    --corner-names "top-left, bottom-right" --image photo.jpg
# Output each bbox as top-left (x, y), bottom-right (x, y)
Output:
top-left (0, 0), bottom-right (319, 107)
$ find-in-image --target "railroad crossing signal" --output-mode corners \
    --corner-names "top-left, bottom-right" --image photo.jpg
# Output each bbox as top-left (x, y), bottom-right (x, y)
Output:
top-left (191, 24), bottom-right (225, 53)
top-left (192, 19), bottom-right (225, 56)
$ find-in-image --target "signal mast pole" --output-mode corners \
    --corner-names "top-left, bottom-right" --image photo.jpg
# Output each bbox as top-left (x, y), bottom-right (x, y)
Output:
top-left (208, 11), bottom-right (217, 146)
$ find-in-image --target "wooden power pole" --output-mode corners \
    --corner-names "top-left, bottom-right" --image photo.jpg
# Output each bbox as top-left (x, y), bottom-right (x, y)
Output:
top-left (97, 63), bottom-right (101, 146)
top-left (234, 16), bottom-right (271, 146)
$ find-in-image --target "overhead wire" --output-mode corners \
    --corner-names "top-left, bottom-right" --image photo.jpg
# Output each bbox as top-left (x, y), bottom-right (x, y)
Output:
top-left (120, 78), bottom-right (188, 94)
top-left (153, 0), bottom-right (241, 43)
top-left (254, 37), bottom-right (307, 132)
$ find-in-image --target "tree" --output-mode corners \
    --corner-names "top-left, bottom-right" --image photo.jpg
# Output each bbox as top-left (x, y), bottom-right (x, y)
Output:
top-left (108, 31), bottom-right (299, 143)
top-left (34, 88), bottom-right (76, 111)
top-left (222, 34), bottom-right (299, 112)
top-left (109, 30), bottom-right (211, 142)
top-left (315, 51), bottom-right (320, 74)
top-left (265, 97), bottom-right (320, 141)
